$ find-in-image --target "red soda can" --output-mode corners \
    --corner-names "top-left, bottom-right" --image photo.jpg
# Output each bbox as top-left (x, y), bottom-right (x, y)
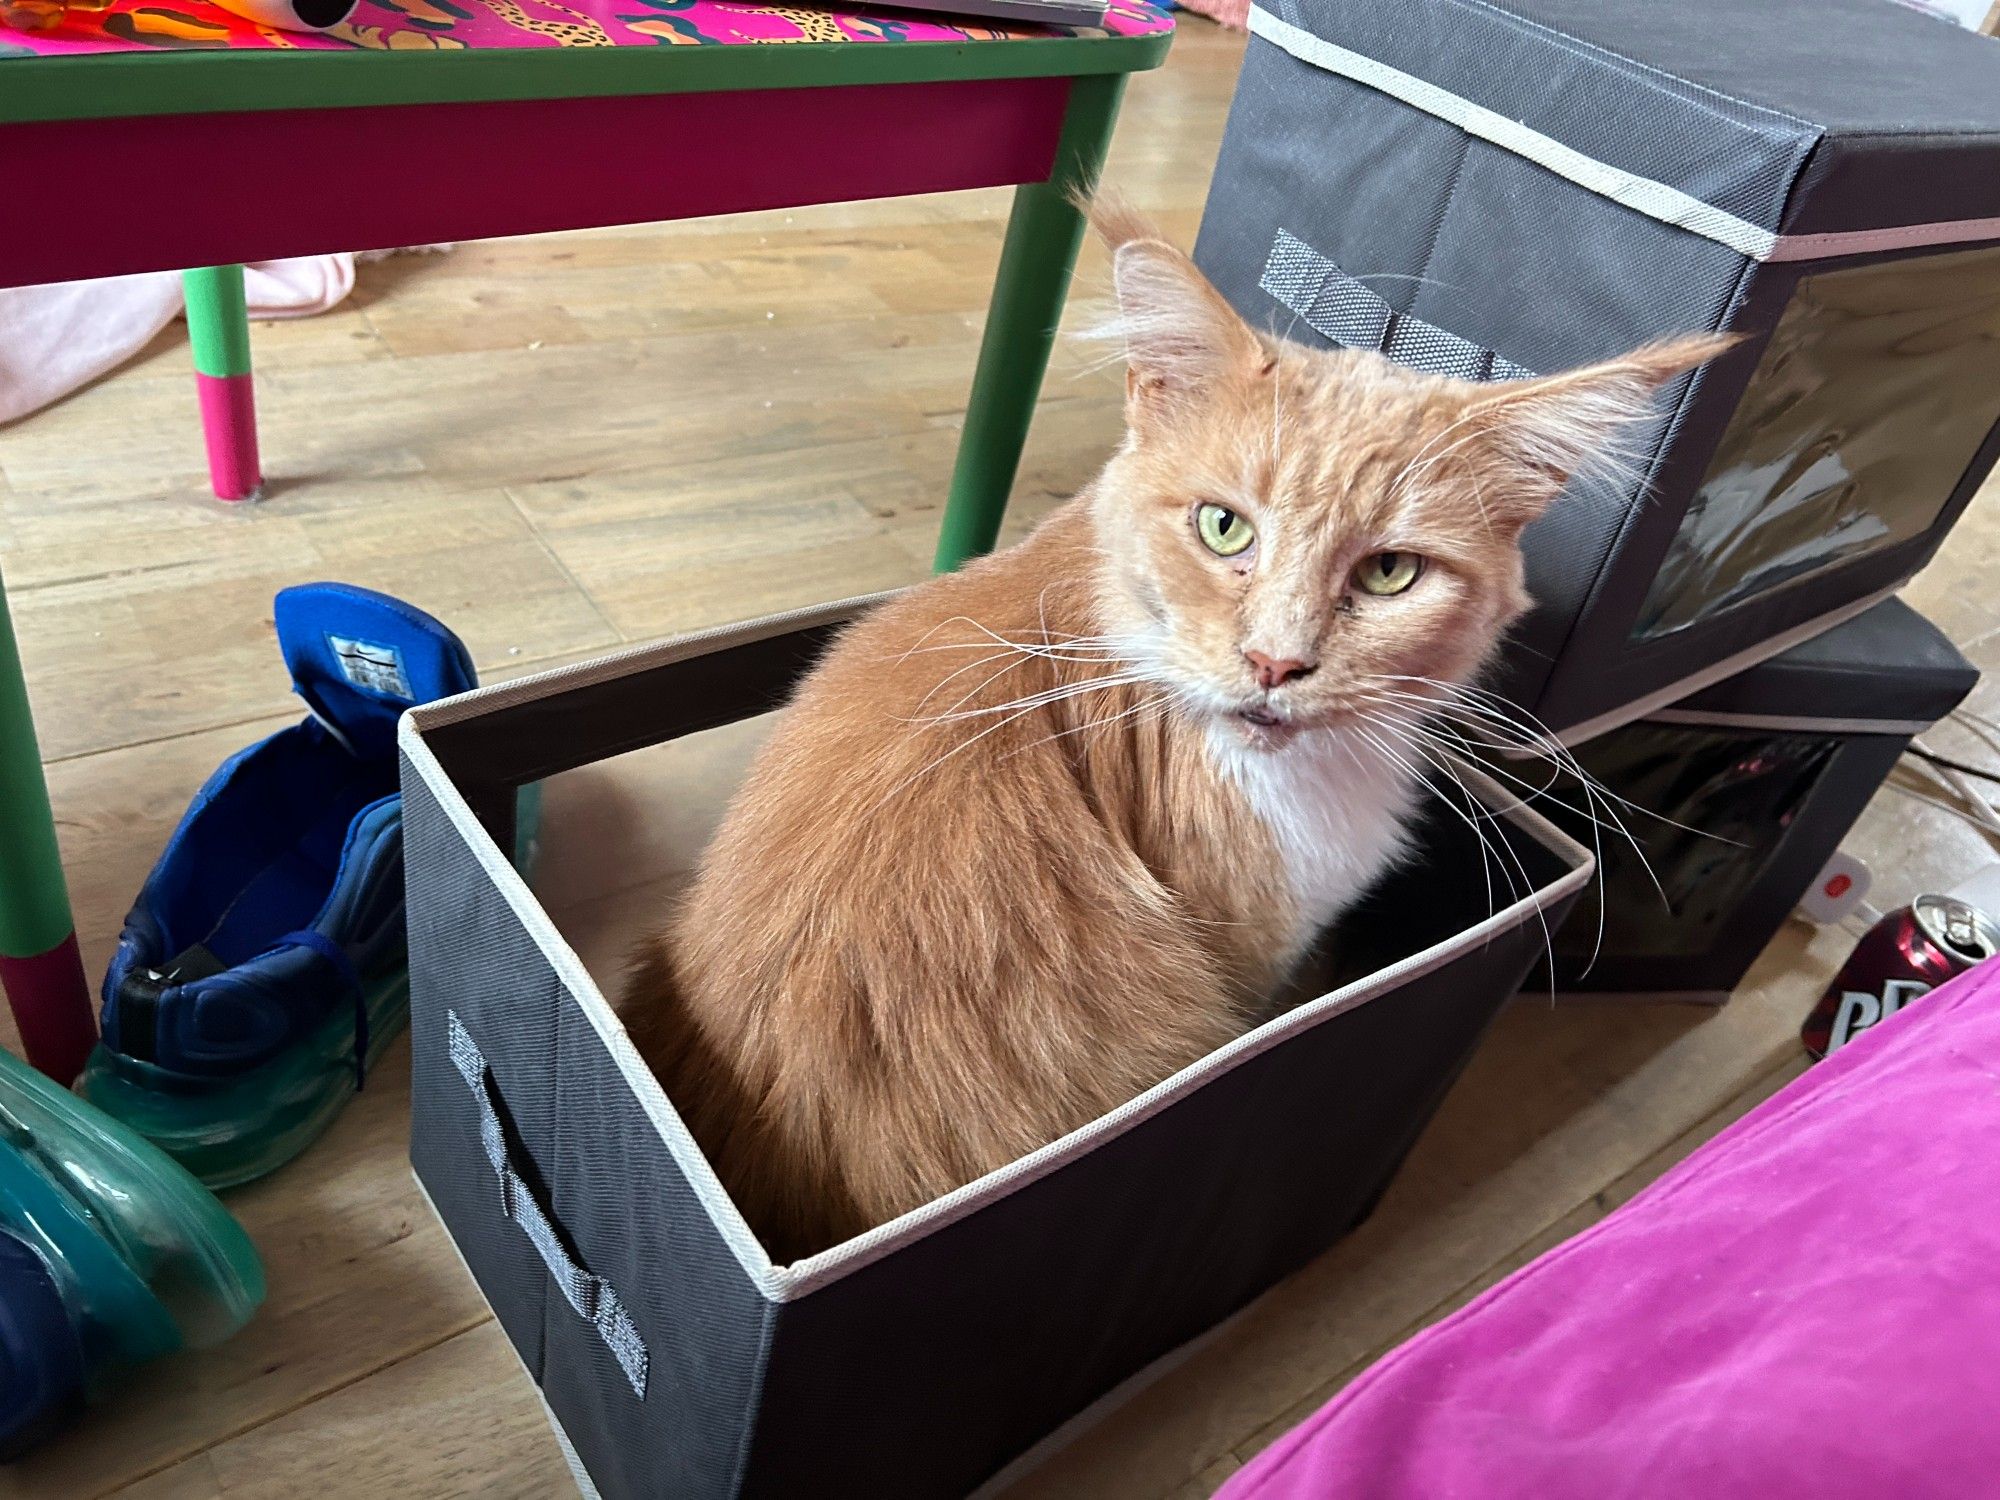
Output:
top-left (1802, 894), bottom-right (2000, 1060)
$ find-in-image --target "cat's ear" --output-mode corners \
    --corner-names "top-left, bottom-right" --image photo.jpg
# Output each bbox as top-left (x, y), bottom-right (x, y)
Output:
top-left (1085, 193), bottom-right (1266, 423)
top-left (1460, 333), bottom-right (1737, 524)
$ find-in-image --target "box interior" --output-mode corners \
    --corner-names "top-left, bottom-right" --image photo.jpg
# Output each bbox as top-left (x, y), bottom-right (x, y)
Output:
top-left (525, 716), bottom-right (769, 996)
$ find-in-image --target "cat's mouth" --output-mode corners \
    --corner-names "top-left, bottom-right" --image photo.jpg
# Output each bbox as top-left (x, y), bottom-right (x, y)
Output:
top-left (1232, 705), bottom-right (1301, 747)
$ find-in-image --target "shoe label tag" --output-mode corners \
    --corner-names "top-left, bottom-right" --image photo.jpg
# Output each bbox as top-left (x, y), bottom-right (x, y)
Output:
top-left (329, 634), bottom-right (412, 698)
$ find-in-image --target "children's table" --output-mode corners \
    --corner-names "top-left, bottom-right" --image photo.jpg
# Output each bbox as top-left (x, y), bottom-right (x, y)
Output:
top-left (0, 0), bottom-right (1172, 1080)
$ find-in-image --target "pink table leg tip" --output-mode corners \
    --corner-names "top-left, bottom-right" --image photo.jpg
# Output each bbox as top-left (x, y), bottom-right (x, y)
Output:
top-left (195, 372), bottom-right (263, 503)
top-left (0, 932), bottom-right (96, 1086)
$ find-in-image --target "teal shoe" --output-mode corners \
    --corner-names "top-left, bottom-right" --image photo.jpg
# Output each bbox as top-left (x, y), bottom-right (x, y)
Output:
top-left (0, 1044), bottom-right (263, 1457)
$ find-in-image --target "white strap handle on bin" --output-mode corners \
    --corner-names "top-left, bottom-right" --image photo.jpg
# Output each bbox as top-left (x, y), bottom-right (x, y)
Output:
top-left (1259, 228), bottom-right (1538, 384)
top-left (446, 1010), bottom-right (650, 1399)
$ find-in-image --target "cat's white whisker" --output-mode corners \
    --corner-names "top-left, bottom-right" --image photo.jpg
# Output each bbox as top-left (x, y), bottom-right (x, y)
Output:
top-left (892, 612), bottom-right (990, 663)
top-left (1269, 340), bottom-right (1287, 475)
top-left (1364, 705), bottom-right (1605, 970)
top-left (1385, 675), bottom-right (1727, 850)
top-left (922, 649), bottom-right (1050, 723)
top-left (1378, 705), bottom-right (1605, 829)
top-left (1001, 690), bottom-right (1170, 764)
top-left (1387, 421), bottom-right (1504, 509)
top-left (898, 625), bottom-right (1144, 723)
top-left (908, 647), bottom-right (1028, 718)
top-left (1434, 727), bottom-right (1616, 977)
top-left (1356, 710), bottom-right (1537, 917)
top-left (1351, 709), bottom-right (1506, 922)
top-left (901, 670), bottom-right (1152, 728)
top-left (873, 700), bottom-right (1052, 810)
top-left (874, 669), bottom-right (1152, 810)
top-left (894, 639), bottom-right (1129, 661)
top-left (1368, 685), bottom-right (1626, 867)
top-left (894, 614), bottom-right (1134, 665)
top-left (1384, 404), bottom-right (1493, 501)
top-left (1365, 672), bottom-right (1724, 974)
top-left (1350, 721), bottom-right (1548, 962)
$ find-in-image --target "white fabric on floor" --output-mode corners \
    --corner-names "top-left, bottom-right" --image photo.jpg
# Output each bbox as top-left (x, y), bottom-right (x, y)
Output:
top-left (0, 255), bottom-right (360, 425)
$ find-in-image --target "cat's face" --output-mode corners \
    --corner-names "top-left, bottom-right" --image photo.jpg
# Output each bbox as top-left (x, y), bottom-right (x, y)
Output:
top-left (1085, 211), bottom-right (1727, 749)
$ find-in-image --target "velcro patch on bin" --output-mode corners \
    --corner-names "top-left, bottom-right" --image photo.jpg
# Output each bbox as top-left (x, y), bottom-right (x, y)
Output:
top-left (446, 1010), bottom-right (650, 1399)
top-left (1260, 229), bottom-right (1536, 383)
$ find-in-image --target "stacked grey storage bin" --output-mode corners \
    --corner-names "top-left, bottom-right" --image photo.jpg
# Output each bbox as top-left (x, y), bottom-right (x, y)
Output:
top-left (1531, 597), bottom-right (1977, 1003)
top-left (1195, 0), bottom-right (2000, 741)
top-left (402, 598), bottom-right (1591, 1499)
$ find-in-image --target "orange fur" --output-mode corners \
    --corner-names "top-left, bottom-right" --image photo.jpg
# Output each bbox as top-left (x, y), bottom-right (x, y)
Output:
top-left (620, 206), bottom-right (1730, 1261)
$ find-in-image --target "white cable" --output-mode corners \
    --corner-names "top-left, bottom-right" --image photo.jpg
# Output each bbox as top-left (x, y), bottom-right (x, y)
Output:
top-left (1884, 775), bottom-right (2000, 844)
top-left (1946, 710), bottom-right (2000, 771)
top-left (1940, 765), bottom-right (2000, 838)
top-left (1951, 707), bottom-right (2000, 744)
top-left (1908, 738), bottom-right (2000, 838)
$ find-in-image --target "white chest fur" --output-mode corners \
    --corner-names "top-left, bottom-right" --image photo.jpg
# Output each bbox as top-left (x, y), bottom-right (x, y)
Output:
top-left (1206, 725), bottom-right (1421, 964)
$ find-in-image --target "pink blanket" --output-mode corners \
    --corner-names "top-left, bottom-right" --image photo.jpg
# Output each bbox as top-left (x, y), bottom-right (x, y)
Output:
top-left (1221, 956), bottom-right (2000, 1500)
top-left (0, 257), bottom-right (354, 425)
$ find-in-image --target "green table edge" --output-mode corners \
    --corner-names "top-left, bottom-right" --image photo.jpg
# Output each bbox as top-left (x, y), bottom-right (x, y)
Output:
top-left (0, 24), bottom-right (1172, 125)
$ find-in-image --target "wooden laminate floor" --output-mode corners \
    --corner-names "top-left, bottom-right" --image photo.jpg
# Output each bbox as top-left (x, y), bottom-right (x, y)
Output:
top-left (4, 19), bottom-right (1999, 1498)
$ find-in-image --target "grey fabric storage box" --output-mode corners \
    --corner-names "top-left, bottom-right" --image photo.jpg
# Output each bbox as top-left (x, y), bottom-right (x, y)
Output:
top-left (1195, 0), bottom-right (2000, 743)
top-left (1530, 595), bottom-right (1976, 1004)
top-left (399, 597), bottom-right (1592, 1500)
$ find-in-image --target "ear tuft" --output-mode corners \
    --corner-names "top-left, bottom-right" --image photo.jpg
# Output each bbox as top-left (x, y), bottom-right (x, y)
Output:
top-left (1073, 183), bottom-right (1160, 257)
top-left (1074, 187), bottom-right (1266, 409)
top-left (1464, 331), bottom-right (1738, 508)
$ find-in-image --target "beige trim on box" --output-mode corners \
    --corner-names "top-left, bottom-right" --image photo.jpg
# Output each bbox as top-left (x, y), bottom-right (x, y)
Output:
top-left (1645, 707), bottom-right (1935, 737)
top-left (406, 590), bottom-right (893, 730)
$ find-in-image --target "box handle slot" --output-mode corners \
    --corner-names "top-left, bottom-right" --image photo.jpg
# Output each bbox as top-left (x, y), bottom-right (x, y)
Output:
top-left (446, 1009), bottom-right (650, 1399)
top-left (1259, 228), bottom-right (1536, 383)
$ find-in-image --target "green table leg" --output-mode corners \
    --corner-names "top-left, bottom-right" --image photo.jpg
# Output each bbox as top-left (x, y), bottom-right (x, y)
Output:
top-left (0, 565), bottom-right (95, 1083)
top-left (183, 266), bottom-right (264, 503)
top-left (933, 72), bottom-right (1128, 573)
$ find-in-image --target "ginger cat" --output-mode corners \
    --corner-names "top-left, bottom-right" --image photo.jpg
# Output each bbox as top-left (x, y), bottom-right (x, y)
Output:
top-left (621, 203), bottom-right (1727, 1260)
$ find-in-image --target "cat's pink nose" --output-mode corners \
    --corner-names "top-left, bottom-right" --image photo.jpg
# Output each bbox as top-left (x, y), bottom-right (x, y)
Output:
top-left (1244, 650), bottom-right (1317, 690)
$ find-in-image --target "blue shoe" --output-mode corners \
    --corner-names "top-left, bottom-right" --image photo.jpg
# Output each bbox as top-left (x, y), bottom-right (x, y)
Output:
top-left (79, 584), bottom-right (476, 1188)
top-left (0, 1043), bottom-right (262, 1458)
top-left (0, 1228), bottom-right (86, 1460)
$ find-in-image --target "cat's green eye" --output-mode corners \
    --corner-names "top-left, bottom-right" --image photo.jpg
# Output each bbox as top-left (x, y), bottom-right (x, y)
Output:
top-left (1196, 503), bottom-right (1255, 558)
top-left (1354, 551), bottom-right (1424, 596)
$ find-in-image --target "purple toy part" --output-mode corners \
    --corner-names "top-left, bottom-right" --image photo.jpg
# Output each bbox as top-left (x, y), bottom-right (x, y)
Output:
top-left (1220, 955), bottom-right (2000, 1500)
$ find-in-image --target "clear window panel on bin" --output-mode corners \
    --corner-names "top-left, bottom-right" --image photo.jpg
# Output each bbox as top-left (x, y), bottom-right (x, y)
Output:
top-left (1636, 243), bottom-right (2000, 640)
top-left (1552, 725), bottom-right (1834, 963)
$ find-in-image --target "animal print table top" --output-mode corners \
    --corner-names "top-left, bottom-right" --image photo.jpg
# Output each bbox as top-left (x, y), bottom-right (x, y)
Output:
top-left (0, 0), bottom-right (1169, 57)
